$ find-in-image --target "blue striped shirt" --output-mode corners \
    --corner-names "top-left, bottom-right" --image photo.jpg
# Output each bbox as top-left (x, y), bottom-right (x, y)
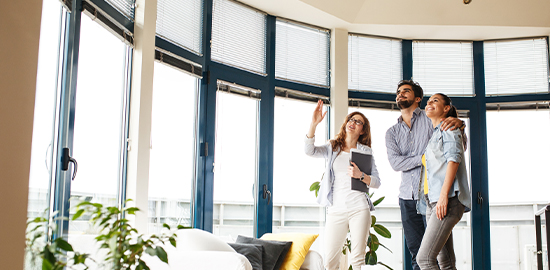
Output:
top-left (385, 108), bottom-right (433, 200)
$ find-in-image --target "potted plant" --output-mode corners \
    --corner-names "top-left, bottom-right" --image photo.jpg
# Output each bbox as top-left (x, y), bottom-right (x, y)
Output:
top-left (310, 182), bottom-right (393, 270)
top-left (26, 199), bottom-right (186, 270)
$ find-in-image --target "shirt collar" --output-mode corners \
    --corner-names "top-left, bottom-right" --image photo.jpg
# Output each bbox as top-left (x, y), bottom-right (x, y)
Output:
top-left (397, 107), bottom-right (422, 123)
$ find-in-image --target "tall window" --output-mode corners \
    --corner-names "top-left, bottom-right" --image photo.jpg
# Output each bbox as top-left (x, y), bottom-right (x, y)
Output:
top-left (348, 34), bottom-right (402, 93)
top-left (67, 13), bottom-right (130, 256)
top-left (413, 41), bottom-right (474, 96)
top-left (156, 0), bottom-right (203, 54)
top-left (273, 95), bottom-right (328, 251)
top-left (211, 0), bottom-right (266, 74)
top-left (487, 108), bottom-right (550, 270)
top-left (213, 82), bottom-right (260, 238)
top-left (275, 20), bottom-right (330, 87)
top-left (148, 62), bottom-right (198, 234)
top-left (27, 0), bottom-right (64, 220)
top-left (484, 38), bottom-right (549, 96)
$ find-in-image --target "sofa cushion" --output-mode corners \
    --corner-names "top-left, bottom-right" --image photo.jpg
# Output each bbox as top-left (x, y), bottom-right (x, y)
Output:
top-left (260, 233), bottom-right (319, 270)
top-left (177, 228), bottom-right (235, 252)
top-left (229, 243), bottom-right (264, 270)
top-left (236, 235), bottom-right (292, 270)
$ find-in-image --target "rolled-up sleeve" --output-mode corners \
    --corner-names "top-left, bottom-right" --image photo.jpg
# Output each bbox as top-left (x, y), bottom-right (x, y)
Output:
top-left (442, 129), bottom-right (463, 164)
top-left (367, 155), bottom-right (381, 189)
top-left (304, 135), bottom-right (329, 158)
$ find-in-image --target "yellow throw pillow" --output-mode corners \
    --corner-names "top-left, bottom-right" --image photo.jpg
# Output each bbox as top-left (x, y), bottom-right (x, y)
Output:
top-left (260, 233), bottom-right (319, 270)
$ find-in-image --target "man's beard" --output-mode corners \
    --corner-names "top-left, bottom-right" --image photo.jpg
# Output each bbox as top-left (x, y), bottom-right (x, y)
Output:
top-left (397, 99), bottom-right (414, 109)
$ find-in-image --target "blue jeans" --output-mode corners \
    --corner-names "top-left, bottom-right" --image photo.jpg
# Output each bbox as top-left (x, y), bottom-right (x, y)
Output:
top-left (399, 198), bottom-right (427, 270)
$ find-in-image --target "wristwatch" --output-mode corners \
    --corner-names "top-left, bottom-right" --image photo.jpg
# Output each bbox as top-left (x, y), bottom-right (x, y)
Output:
top-left (360, 172), bottom-right (365, 182)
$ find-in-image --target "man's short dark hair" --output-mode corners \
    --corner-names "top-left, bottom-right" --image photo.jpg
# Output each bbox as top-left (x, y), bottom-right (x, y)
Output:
top-left (397, 80), bottom-right (424, 106)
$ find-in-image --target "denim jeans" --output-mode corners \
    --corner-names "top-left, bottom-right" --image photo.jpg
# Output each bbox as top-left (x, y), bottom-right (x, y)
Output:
top-left (417, 195), bottom-right (465, 270)
top-left (399, 199), bottom-right (427, 270)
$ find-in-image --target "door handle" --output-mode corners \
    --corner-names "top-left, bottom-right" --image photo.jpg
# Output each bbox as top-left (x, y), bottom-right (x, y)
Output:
top-left (61, 148), bottom-right (78, 181)
top-left (262, 184), bottom-right (271, 205)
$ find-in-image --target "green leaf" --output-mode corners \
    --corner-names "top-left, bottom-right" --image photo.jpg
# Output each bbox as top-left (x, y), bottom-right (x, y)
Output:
top-left (126, 207), bottom-right (140, 215)
top-left (378, 261), bottom-right (394, 270)
top-left (72, 209), bottom-right (85, 220)
top-left (145, 247), bottom-right (157, 257)
top-left (309, 181), bottom-right (320, 191)
top-left (315, 189), bottom-right (318, 197)
top-left (138, 259), bottom-right (151, 270)
top-left (54, 238), bottom-right (74, 252)
top-left (176, 225), bottom-right (191, 230)
top-left (373, 224), bottom-right (392, 238)
top-left (366, 251), bottom-right (377, 265)
top-left (371, 215), bottom-right (377, 226)
top-left (372, 196), bottom-right (385, 206)
top-left (156, 246), bottom-right (168, 263)
top-left (348, 265), bottom-right (352, 270)
top-left (162, 223), bottom-right (171, 230)
top-left (42, 246), bottom-right (56, 269)
top-left (42, 257), bottom-right (53, 270)
top-left (369, 234), bottom-right (379, 252)
top-left (169, 237), bottom-right (177, 247)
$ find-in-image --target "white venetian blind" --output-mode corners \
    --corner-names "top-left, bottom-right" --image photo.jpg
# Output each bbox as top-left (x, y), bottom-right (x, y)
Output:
top-left (275, 20), bottom-right (330, 87)
top-left (156, 0), bottom-right (203, 55)
top-left (348, 34), bottom-right (402, 92)
top-left (105, 0), bottom-right (135, 19)
top-left (211, 0), bottom-right (266, 74)
top-left (484, 38), bottom-right (549, 96)
top-left (413, 41), bottom-right (474, 96)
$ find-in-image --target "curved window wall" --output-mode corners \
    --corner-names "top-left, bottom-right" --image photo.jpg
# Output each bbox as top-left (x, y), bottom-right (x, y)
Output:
top-left (28, 1), bottom-right (550, 270)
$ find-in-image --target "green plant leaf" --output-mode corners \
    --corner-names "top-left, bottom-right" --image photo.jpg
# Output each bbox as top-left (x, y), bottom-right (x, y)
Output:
top-left (369, 234), bottom-right (379, 252)
top-left (371, 215), bottom-right (377, 226)
top-left (162, 223), bottom-right (171, 230)
top-left (378, 261), bottom-right (394, 270)
top-left (72, 209), bottom-right (85, 220)
top-left (169, 237), bottom-right (177, 248)
top-left (348, 265), bottom-right (352, 270)
top-left (126, 207), bottom-right (140, 215)
top-left (138, 259), bottom-right (151, 270)
top-left (309, 181), bottom-right (320, 191)
top-left (54, 238), bottom-right (74, 252)
top-left (315, 189), bottom-right (318, 197)
top-left (145, 247), bottom-right (157, 256)
top-left (372, 196), bottom-right (385, 206)
top-left (177, 225), bottom-right (191, 230)
top-left (373, 224), bottom-right (392, 238)
top-left (156, 246), bottom-right (168, 263)
top-left (366, 251), bottom-right (377, 265)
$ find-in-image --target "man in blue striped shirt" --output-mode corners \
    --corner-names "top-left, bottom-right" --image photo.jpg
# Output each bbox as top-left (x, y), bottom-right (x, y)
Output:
top-left (385, 80), bottom-right (463, 270)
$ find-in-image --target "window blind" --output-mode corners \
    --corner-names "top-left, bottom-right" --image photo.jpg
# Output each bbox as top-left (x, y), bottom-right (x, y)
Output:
top-left (484, 38), bottom-right (549, 96)
top-left (104, 0), bottom-right (135, 19)
top-left (348, 34), bottom-right (402, 93)
top-left (275, 20), bottom-right (330, 87)
top-left (413, 41), bottom-right (474, 96)
top-left (156, 0), bottom-right (203, 55)
top-left (211, 0), bottom-right (266, 74)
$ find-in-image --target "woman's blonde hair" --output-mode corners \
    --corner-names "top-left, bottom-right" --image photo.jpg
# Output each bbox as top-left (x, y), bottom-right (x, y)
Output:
top-left (330, 111), bottom-right (371, 152)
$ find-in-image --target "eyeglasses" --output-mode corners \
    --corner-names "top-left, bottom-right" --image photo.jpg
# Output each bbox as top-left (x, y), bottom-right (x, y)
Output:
top-left (347, 118), bottom-right (364, 126)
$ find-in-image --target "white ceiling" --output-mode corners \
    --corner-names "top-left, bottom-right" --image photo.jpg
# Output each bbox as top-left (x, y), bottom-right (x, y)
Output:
top-left (239, 0), bottom-right (550, 40)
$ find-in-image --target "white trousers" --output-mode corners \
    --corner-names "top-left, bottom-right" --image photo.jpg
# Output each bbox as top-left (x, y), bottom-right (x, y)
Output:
top-left (324, 208), bottom-right (371, 270)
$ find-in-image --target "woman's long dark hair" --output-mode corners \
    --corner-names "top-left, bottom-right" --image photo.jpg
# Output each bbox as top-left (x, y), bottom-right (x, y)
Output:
top-left (434, 93), bottom-right (468, 150)
top-left (330, 112), bottom-right (371, 152)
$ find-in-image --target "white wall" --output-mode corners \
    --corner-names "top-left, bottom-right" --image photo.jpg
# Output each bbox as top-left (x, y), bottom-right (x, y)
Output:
top-left (0, 0), bottom-right (43, 268)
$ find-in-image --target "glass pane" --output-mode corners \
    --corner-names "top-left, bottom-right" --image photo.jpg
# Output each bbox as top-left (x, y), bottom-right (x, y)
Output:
top-left (68, 14), bottom-right (128, 257)
top-left (275, 20), bottom-right (330, 86)
top-left (272, 98), bottom-right (327, 252)
top-left (413, 41), bottom-right (474, 96)
top-left (25, 1), bottom-right (63, 269)
top-left (348, 35), bottom-right (402, 93)
top-left (211, 0), bottom-right (266, 74)
top-left (27, 0), bottom-right (63, 220)
top-left (148, 62), bottom-right (198, 234)
top-left (213, 90), bottom-right (258, 238)
top-left (487, 110), bottom-right (550, 270)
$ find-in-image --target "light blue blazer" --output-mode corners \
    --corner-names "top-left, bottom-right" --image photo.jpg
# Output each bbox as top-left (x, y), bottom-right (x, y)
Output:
top-left (304, 136), bottom-right (381, 210)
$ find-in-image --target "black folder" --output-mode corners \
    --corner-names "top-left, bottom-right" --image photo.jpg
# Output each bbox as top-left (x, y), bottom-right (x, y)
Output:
top-left (350, 149), bottom-right (372, 192)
